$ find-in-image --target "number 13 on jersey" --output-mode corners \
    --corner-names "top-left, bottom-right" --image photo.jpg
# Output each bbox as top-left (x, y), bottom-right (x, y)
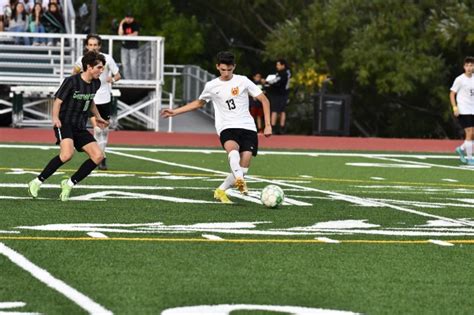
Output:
top-left (225, 99), bottom-right (236, 110)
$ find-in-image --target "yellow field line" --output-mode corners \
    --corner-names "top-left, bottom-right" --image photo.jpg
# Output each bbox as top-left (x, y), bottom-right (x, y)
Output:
top-left (2, 166), bottom-right (474, 188)
top-left (0, 236), bottom-right (473, 245)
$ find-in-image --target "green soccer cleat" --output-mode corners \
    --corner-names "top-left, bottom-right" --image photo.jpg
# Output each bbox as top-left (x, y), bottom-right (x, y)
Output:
top-left (234, 177), bottom-right (248, 195)
top-left (455, 146), bottom-right (467, 164)
top-left (28, 179), bottom-right (41, 198)
top-left (214, 188), bottom-right (232, 204)
top-left (59, 179), bottom-right (73, 201)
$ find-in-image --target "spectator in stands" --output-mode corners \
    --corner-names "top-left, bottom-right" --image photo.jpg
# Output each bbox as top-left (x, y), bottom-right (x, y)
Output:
top-left (73, 33), bottom-right (121, 170)
top-left (118, 11), bottom-right (139, 79)
top-left (41, 2), bottom-right (65, 45)
top-left (8, 2), bottom-right (30, 45)
top-left (29, 2), bottom-right (46, 45)
top-left (0, 0), bottom-right (10, 31)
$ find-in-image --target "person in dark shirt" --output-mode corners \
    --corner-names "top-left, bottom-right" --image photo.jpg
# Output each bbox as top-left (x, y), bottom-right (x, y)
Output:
top-left (118, 11), bottom-right (140, 79)
top-left (28, 50), bottom-right (108, 201)
top-left (264, 59), bottom-right (291, 134)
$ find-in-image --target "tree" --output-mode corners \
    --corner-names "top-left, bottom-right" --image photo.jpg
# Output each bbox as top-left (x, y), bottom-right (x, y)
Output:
top-left (264, 0), bottom-right (474, 138)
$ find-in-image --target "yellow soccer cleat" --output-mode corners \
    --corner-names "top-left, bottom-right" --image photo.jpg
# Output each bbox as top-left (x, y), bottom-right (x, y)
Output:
top-left (234, 177), bottom-right (248, 195)
top-left (214, 188), bottom-right (232, 204)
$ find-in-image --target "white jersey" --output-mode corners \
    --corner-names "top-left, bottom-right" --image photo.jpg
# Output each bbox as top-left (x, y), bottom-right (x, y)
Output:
top-left (450, 73), bottom-right (474, 115)
top-left (74, 53), bottom-right (119, 105)
top-left (199, 74), bottom-right (263, 135)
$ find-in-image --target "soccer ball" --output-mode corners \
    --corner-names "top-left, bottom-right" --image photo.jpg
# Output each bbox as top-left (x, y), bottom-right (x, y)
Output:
top-left (260, 184), bottom-right (284, 208)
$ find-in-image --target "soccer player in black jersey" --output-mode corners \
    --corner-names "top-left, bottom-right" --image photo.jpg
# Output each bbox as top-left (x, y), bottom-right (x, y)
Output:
top-left (28, 51), bottom-right (109, 201)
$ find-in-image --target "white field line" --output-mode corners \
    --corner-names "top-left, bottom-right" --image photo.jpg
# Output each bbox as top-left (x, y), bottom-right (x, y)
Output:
top-left (87, 232), bottom-right (108, 238)
top-left (0, 143), bottom-right (459, 159)
top-left (107, 150), bottom-right (474, 228)
top-left (0, 243), bottom-right (113, 315)
top-left (428, 240), bottom-right (454, 247)
top-left (0, 302), bottom-right (26, 309)
top-left (316, 237), bottom-right (340, 244)
top-left (371, 156), bottom-right (474, 171)
top-left (202, 234), bottom-right (224, 240)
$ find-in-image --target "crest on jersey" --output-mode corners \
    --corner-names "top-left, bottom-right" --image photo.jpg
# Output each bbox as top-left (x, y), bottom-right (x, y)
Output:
top-left (231, 87), bottom-right (239, 96)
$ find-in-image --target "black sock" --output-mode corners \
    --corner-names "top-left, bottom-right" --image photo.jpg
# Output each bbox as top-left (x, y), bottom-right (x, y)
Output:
top-left (38, 155), bottom-right (64, 182)
top-left (71, 159), bottom-right (98, 185)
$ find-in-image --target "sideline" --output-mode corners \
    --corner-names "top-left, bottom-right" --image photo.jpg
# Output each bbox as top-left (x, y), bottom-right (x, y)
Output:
top-left (0, 242), bottom-right (113, 315)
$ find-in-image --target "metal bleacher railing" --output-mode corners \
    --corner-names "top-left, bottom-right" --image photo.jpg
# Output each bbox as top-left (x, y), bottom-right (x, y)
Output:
top-left (0, 31), bottom-right (215, 132)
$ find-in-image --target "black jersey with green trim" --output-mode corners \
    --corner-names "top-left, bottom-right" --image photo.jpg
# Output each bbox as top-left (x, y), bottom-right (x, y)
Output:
top-left (55, 74), bottom-right (101, 130)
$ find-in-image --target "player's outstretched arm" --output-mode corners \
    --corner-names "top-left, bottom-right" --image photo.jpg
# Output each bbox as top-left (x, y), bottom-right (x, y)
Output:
top-left (161, 99), bottom-right (206, 118)
top-left (90, 102), bottom-right (109, 128)
top-left (256, 93), bottom-right (272, 137)
top-left (52, 98), bottom-right (63, 128)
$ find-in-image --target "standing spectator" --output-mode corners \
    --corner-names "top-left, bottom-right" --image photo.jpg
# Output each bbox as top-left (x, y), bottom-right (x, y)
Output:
top-left (73, 33), bottom-right (121, 170)
top-left (0, 0), bottom-right (11, 31)
top-left (450, 56), bottom-right (474, 165)
top-left (27, 51), bottom-right (108, 202)
top-left (264, 59), bottom-right (291, 134)
top-left (118, 11), bottom-right (139, 80)
top-left (41, 2), bottom-right (65, 45)
top-left (249, 72), bottom-right (264, 133)
top-left (29, 2), bottom-right (46, 45)
top-left (161, 51), bottom-right (272, 204)
top-left (8, 2), bottom-right (30, 45)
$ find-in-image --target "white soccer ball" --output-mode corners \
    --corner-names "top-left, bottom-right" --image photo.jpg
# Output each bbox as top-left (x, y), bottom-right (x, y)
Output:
top-left (260, 184), bottom-right (285, 208)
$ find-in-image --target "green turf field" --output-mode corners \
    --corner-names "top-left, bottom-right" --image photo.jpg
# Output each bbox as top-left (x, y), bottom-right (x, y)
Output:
top-left (0, 143), bottom-right (473, 315)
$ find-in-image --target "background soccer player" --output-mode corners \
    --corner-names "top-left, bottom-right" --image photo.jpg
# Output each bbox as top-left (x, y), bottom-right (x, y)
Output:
top-left (28, 51), bottom-right (108, 201)
top-left (161, 51), bottom-right (272, 203)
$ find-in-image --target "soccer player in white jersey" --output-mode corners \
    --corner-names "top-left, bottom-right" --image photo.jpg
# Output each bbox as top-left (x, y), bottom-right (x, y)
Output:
top-left (161, 51), bottom-right (272, 203)
top-left (73, 33), bottom-right (121, 170)
top-left (450, 56), bottom-right (474, 165)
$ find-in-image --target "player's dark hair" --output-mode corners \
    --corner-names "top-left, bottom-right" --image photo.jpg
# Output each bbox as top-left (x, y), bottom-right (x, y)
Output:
top-left (276, 59), bottom-right (288, 68)
top-left (464, 56), bottom-right (474, 64)
top-left (81, 50), bottom-right (106, 70)
top-left (216, 51), bottom-right (235, 65)
top-left (85, 33), bottom-right (102, 47)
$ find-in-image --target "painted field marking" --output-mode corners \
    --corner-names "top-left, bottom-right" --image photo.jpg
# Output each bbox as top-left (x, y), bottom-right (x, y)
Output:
top-left (106, 149), bottom-right (474, 227)
top-left (87, 232), bottom-right (108, 239)
top-left (0, 301), bottom-right (26, 309)
top-left (428, 240), bottom-right (454, 247)
top-left (371, 156), bottom-right (474, 171)
top-left (315, 237), bottom-right (340, 244)
top-left (0, 242), bottom-right (112, 315)
top-left (1, 236), bottom-right (473, 245)
top-left (202, 234), bottom-right (224, 241)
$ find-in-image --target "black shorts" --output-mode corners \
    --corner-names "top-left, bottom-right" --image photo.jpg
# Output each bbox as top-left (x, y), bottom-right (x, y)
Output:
top-left (457, 115), bottom-right (474, 129)
top-left (89, 102), bottom-right (111, 120)
top-left (219, 128), bottom-right (258, 156)
top-left (54, 126), bottom-right (96, 151)
top-left (270, 94), bottom-right (288, 113)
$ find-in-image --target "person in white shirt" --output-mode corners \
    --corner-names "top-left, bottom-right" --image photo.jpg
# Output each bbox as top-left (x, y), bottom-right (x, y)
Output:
top-left (161, 51), bottom-right (272, 203)
top-left (73, 33), bottom-right (121, 170)
top-left (450, 56), bottom-right (474, 164)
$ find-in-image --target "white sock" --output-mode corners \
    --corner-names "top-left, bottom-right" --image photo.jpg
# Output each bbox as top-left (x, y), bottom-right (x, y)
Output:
top-left (67, 178), bottom-right (75, 187)
top-left (93, 126), bottom-right (101, 142)
top-left (465, 140), bottom-right (473, 159)
top-left (218, 173), bottom-right (236, 191)
top-left (228, 150), bottom-right (243, 179)
top-left (242, 167), bottom-right (248, 176)
top-left (101, 127), bottom-right (109, 154)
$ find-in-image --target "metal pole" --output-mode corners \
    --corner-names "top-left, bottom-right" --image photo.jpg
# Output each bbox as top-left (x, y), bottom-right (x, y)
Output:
top-left (91, 0), bottom-right (97, 33)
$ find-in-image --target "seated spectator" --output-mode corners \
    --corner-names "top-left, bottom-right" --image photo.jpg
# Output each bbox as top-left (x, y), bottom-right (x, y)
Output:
top-left (0, 0), bottom-right (10, 31)
top-left (40, 2), bottom-right (65, 45)
top-left (28, 2), bottom-right (46, 45)
top-left (8, 2), bottom-right (30, 45)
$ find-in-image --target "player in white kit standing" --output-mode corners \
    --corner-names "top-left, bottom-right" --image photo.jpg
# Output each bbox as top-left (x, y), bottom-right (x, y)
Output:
top-left (450, 56), bottom-right (474, 164)
top-left (161, 51), bottom-right (272, 203)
